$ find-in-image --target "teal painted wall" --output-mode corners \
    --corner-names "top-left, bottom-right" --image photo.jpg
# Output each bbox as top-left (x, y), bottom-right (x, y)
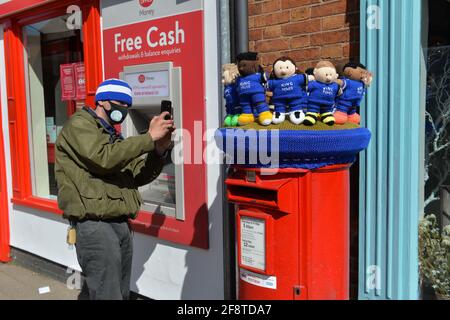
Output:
top-left (359, 0), bottom-right (424, 300)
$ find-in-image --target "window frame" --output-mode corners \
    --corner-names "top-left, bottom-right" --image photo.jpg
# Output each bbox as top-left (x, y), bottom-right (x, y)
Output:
top-left (1, 0), bottom-right (103, 214)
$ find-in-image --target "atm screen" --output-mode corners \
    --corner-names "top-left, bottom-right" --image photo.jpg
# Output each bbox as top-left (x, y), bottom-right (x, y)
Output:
top-left (124, 70), bottom-right (170, 98)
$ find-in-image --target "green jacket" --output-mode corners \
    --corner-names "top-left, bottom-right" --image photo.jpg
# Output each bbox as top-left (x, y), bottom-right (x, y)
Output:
top-left (55, 108), bottom-right (163, 221)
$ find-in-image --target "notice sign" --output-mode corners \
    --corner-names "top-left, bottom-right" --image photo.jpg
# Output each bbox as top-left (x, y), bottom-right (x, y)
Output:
top-left (60, 62), bottom-right (86, 101)
top-left (74, 62), bottom-right (86, 100)
top-left (240, 216), bottom-right (266, 271)
top-left (124, 70), bottom-right (170, 98)
top-left (60, 63), bottom-right (75, 100)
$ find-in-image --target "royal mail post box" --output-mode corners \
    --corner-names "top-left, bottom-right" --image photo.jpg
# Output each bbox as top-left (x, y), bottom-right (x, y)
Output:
top-left (225, 164), bottom-right (350, 300)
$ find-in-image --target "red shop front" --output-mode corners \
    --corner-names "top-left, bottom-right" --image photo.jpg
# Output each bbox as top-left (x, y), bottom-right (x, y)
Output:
top-left (0, 0), bottom-right (224, 299)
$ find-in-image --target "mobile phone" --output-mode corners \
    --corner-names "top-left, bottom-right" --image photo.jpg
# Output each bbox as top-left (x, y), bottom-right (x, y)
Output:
top-left (161, 100), bottom-right (173, 120)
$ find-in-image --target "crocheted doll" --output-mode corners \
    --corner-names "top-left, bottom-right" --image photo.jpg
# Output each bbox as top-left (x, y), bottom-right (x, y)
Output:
top-left (267, 57), bottom-right (308, 125)
top-left (235, 52), bottom-right (272, 126)
top-left (334, 62), bottom-right (373, 125)
top-left (222, 63), bottom-right (240, 126)
top-left (304, 61), bottom-right (342, 126)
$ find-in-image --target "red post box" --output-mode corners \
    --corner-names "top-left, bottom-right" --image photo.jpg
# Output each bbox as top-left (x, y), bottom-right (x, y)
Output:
top-left (226, 164), bottom-right (350, 300)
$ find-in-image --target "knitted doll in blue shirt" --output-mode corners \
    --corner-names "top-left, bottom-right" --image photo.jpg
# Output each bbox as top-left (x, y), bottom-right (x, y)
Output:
top-left (222, 63), bottom-right (241, 127)
top-left (334, 62), bottom-right (373, 125)
top-left (267, 57), bottom-right (309, 125)
top-left (304, 61), bottom-right (342, 126)
top-left (235, 52), bottom-right (272, 126)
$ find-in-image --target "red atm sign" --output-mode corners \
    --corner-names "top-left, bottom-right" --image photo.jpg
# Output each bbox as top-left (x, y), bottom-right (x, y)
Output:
top-left (102, 9), bottom-right (208, 249)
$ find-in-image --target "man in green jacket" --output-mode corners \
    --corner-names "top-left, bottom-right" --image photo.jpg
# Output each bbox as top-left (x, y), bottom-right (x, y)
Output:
top-left (55, 79), bottom-right (174, 300)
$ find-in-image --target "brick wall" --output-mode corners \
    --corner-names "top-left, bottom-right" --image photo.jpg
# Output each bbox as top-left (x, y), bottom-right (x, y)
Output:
top-left (248, 0), bottom-right (360, 72)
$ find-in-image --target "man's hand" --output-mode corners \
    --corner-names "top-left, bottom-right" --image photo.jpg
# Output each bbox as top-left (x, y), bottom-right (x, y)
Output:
top-left (155, 130), bottom-right (174, 156)
top-left (148, 112), bottom-right (175, 156)
top-left (148, 112), bottom-right (174, 141)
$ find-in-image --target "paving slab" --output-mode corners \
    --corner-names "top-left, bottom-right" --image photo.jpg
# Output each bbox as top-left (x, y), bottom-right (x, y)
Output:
top-left (0, 262), bottom-right (80, 300)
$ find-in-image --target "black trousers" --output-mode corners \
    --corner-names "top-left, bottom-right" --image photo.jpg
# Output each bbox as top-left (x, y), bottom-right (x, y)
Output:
top-left (74, 218), bottom-right (133, 300)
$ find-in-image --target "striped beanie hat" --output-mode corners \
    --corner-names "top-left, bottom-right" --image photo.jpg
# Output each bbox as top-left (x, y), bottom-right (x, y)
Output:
top-left (95, 79), bottom-right (133, 106)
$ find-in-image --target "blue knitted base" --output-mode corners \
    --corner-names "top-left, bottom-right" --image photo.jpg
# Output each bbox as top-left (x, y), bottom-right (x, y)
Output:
top-left (215, 127), bottom-right (371, 169)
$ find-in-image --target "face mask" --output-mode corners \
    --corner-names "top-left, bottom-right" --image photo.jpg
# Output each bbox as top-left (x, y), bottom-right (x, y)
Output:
top-left (105, 102), bottom-right (129, 124)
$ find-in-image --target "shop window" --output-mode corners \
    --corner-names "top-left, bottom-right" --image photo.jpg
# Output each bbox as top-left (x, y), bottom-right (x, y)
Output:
top-left (3, 0), bottom-right (102, 211)
top-left (23, 14), bottom-right (85, 199)
top-left (424, 0), bottom-right (450, 226)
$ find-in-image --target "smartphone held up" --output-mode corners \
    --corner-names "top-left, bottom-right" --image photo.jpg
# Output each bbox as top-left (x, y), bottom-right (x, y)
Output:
top-left (161, 100), bottom-right (173, 120)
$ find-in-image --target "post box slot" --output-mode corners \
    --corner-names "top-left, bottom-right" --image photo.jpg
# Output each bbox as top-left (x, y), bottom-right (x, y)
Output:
top-left (228, 185), bottom-right (278, 207)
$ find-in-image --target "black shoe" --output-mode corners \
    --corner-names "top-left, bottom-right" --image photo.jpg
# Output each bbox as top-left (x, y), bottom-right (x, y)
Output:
top-left (303, 112), bottom-right (318, 126)
top-left (321, 113), bottom-right (335, 126)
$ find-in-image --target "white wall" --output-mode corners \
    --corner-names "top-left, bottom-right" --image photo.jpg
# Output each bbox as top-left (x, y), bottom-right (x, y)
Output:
top-left (0, 1), bottom-right (225, 300)
top-left (9, 208), bottom-right (82, 271)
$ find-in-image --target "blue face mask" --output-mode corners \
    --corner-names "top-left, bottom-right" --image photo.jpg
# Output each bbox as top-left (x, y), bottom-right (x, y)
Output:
top-left (105, 102), bottom-right (129, 124)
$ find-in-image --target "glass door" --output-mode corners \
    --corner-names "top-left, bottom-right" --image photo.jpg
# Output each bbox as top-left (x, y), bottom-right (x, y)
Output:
top-left (23, 13), bottom-right (85, 199)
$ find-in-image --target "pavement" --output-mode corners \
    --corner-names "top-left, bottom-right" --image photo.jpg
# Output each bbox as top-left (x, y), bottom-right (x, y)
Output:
top-left (0, 261), bottom-right (80, 300)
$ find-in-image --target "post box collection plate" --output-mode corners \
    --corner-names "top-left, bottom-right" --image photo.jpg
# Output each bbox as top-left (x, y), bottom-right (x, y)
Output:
top-left (240, 216), bottom-right (266, 271)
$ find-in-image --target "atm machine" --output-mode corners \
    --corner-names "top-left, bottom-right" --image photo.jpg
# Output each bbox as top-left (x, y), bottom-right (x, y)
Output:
top-left (120, 62), bottom-right (184, 220)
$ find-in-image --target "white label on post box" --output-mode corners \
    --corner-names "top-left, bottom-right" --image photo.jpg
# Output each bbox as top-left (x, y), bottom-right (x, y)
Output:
top-left (240, 269), bottom-right (277, 290)
top-left (240, 216), bottom-right (266, 271)
top-left (124, 70), bottom-right (170, 97)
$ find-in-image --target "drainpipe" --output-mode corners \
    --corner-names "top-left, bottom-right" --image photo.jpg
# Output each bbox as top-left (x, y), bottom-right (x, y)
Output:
top-left (233, 0), bottom-right (249, 57)
top-left (228, 0), bottom-right (249, 61)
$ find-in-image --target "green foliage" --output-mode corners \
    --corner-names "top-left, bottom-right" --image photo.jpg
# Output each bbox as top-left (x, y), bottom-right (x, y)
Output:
top-left (419, 214), bottom-right (450, 297)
